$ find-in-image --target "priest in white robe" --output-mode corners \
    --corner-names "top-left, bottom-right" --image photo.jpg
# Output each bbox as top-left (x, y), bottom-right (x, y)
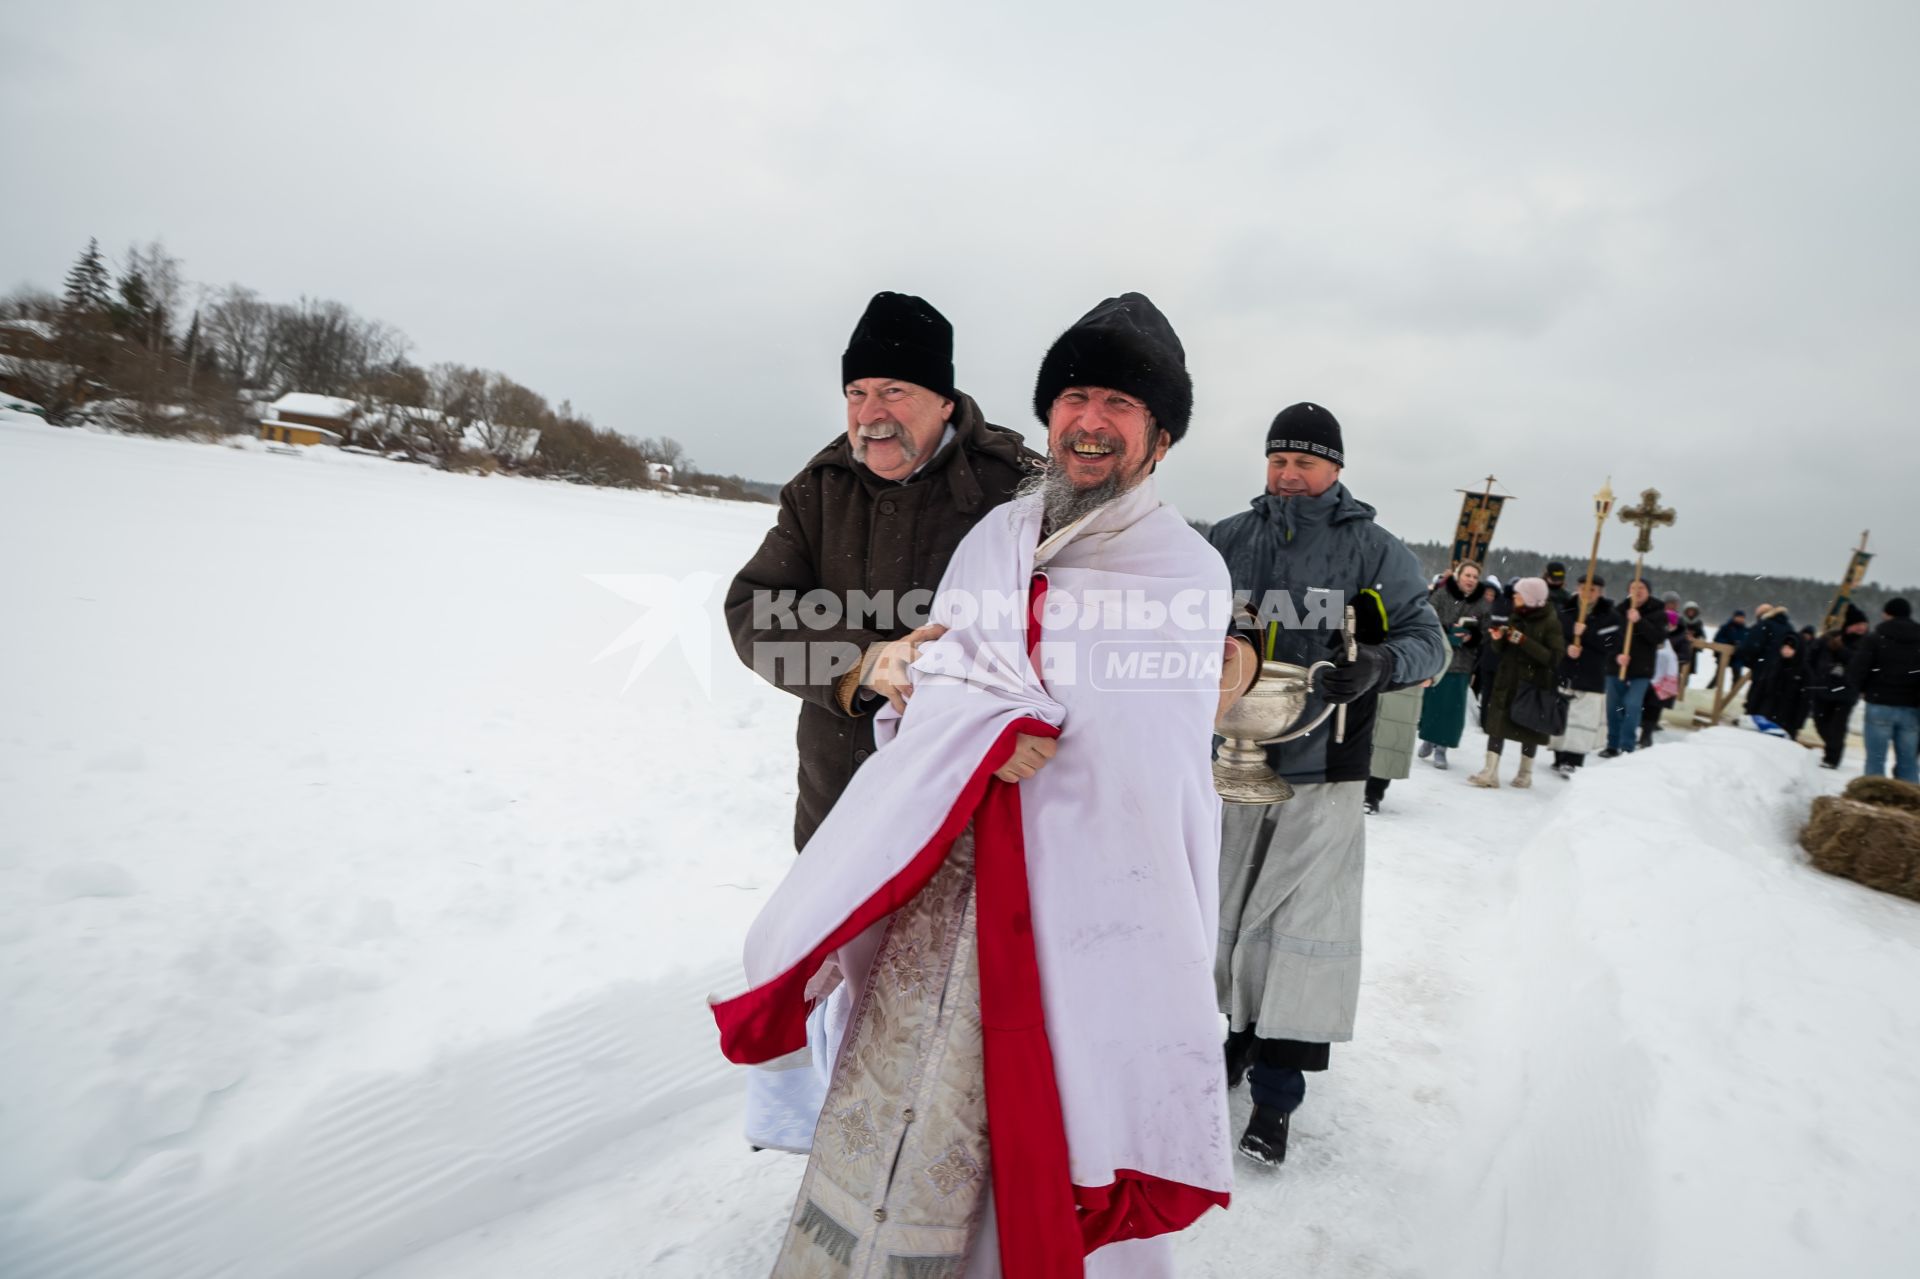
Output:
top-left (713, 293), bottom-right (1248, 1277)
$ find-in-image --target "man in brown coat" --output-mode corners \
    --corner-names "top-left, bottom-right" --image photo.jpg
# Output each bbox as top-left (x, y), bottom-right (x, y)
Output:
top-left (726, 291), bottom-right (1039, 851)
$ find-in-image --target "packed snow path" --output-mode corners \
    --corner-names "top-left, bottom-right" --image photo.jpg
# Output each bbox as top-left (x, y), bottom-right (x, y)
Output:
top-left (3, 420), bottom-right (1916, 1277)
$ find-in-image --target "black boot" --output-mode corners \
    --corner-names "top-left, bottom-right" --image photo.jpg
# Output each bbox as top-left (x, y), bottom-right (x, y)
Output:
top-left (1224, 1030), bottom-right (1256, 1090)
top-left (1238, 1105), bottom-right (1291, 1166)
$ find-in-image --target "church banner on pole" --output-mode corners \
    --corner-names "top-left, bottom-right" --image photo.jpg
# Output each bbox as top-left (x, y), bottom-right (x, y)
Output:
top-left (1450, 476), bottom-right (1512, 566)
top-left (1822, 532), bottom-right (1873, 633)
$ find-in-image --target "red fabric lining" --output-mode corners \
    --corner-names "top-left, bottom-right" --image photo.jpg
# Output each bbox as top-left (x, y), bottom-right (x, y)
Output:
top-left (1074, 1171), bottom-right (1232, 1250)
top-left (976, 766), bottom-right (1083, 1275)
top-left (710, 714), bottom-right (1056, 1065)
top-left (981, 576), bottom-right (1228, 1269)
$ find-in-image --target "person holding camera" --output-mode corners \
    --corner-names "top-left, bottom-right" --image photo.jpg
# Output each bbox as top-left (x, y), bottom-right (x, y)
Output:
top-left (1468, 577), bottom-right (1568, 789)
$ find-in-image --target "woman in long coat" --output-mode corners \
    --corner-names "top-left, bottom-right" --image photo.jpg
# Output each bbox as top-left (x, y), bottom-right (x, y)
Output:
top-left (1470, 576), bottom-right (1567, 790)
top-left (1417, 561), bottom-right (1492, 770)
top-left (1366, 683), bottom-right (1429, 813)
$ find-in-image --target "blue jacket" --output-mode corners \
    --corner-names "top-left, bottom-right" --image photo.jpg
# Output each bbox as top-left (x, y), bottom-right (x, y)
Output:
top-left (1208, 483), bottom-right (1447, 784)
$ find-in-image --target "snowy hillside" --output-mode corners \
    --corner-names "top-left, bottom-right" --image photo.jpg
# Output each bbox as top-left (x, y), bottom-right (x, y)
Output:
top-left (2, 420), bottom-right (1916, 1278)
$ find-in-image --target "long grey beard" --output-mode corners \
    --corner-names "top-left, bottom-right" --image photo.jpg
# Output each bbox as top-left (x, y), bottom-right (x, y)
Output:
top-left (1018, 465), bottom-right (1127, 535)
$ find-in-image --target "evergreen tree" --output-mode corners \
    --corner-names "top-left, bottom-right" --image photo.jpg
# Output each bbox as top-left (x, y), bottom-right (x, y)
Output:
top-left (53, 238), bottom-right (118, 408)
top-left (61, 238), bottom-right (111, 314)
top-left (114, 267), bottom-right (152, 340)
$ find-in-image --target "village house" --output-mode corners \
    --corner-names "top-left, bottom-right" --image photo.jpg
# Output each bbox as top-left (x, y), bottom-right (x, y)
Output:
top-left (259, 392), bottom-right (357, 447)
top-left (0, 319), bottom-right (67, 405)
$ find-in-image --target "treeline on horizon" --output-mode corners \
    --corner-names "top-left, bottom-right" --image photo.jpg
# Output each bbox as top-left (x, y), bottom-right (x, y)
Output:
top-left (0, 238), bottom-right (766, 499)
top-left (1404, 541), bottom-right (1914, 634)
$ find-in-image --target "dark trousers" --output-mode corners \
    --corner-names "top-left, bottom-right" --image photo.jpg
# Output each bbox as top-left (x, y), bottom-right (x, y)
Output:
top-left (1487, 737), bottom-right (1537, 758)
top-left (1251, 1063), bottom-right (1307, 1114)
top-left (1814, 701), bottom-right (1853, 767)
top-left (1553, 750), bottom-right (1587, 767)
top-left (1228, 1029), bottom-right (1328, 1116)
top-left (1365, 776), bottom-right (1390, 805)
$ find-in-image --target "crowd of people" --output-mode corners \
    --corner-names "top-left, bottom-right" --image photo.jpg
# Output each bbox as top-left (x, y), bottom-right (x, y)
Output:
top-left (1393, 563), bottom-right (1920, 797)
top-left (1713, 598), bottom-right (1920, 779)
top-left (707, 288), bottom-right (1913, 1275)
top-left (1405, 560), bottom-right (1688, 793)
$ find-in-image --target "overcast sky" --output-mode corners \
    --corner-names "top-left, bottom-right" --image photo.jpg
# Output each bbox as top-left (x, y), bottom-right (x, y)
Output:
top-left (4, 0), bottom-right (1916, 583)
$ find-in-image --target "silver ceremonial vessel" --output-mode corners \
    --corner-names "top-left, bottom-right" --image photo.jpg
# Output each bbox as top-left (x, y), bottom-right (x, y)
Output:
top-left (1213, 659), bottom-right (1337, 805)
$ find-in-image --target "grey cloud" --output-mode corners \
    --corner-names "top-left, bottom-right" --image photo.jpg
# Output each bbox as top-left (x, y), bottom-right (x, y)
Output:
top-left (2, 0), bottom-right (1916, 581)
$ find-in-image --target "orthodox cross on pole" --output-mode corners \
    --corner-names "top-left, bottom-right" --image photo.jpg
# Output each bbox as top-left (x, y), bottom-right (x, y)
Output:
top-left (1618, 487), bottom-right (1676, 556)
top-left (1616, 487), bottom-right (1677, 668)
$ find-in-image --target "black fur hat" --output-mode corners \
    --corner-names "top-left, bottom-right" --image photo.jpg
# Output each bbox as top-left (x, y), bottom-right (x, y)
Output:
top-left (842, 292), bottom-right (956, 401)
top-left (1032, 293), bottom-right (1192, 444)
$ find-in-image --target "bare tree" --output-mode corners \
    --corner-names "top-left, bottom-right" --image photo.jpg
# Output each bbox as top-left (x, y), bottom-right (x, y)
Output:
top-left (420, 362), bottom-right (489, 463)
top-left (634, 435), bottom-right (687, 469)
top-left (270, 297), bottom-right (411, 397)
top-left (203, 285), bottom-right (285, 392)
top-left (468, 372), bottom-right (548, 464)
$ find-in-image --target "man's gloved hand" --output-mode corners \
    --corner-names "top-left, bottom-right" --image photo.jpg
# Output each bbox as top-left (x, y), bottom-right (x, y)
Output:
top-left (1316, 643), bottom-right (1392, 704)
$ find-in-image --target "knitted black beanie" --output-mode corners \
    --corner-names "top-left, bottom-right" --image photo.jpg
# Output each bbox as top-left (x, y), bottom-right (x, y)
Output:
top-left (842, 292), bottom-right (956, 401)
top-left (1032, 292), bottom-right (1192, 444)
top-left (1264, 402), bottom-right (1343, 465)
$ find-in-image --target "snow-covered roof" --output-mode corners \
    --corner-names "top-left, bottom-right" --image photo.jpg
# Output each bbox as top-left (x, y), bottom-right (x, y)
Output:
top-left (270, 393), bottom-right (360, 421)
top-left (0, 318), bottom-right (56, 340)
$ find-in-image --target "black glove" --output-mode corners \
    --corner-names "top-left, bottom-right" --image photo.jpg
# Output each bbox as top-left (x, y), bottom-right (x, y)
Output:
top-left (1316, 643), bottom-right (1392, 704)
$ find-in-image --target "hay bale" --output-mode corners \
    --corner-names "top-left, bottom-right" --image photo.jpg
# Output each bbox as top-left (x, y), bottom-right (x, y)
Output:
top-left (1801, 796), bottom-right (1920, 902)
top-left (1843, 775), bottom-right (1920, 814)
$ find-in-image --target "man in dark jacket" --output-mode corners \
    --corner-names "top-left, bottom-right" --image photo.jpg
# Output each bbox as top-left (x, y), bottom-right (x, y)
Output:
top-left (1715, 609), bottom-right (1751, 680)
top-left (726, 292), bottom-right (1039, 851)
top-left (1544, 561), bottom-right (1572, 609)
top-left (1209, 402), bottom-right (1447, 1165)
top-left (1636, 593), bottom-right (1695, 749)
top-left (1601, 577), bottom-right (1670, 756)
top-left (1849, 598), bottom-right (1920, 781)
top-left (1754, 630), bottom-right (1811, 739)
top-left (1808, 605), bottom-right (1869, 768)
top-left (1551, 576), bottom-right (1613, 773)
top-left (1737, 605), bottom-right (1797, 715)
top-left (1473, 587), bottom-right (1511, 715)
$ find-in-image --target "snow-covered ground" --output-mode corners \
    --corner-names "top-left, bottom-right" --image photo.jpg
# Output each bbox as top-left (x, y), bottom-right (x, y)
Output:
top-left (3, 419), bottom-right (1916, 1278)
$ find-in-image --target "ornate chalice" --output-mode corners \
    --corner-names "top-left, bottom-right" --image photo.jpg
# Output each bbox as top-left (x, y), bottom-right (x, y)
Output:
top-left (1213, 660), bottom-right (1337, 805)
